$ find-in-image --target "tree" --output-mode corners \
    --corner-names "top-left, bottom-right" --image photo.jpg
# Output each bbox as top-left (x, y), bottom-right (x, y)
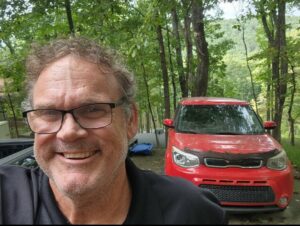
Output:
top-left (156, 17), bottom-right (171, 119)
top-left (64, 0), bottom-right (75, 36)
top-left (191, 0), bottom-right (209, 96)
top-left (171, 5), bottom-right (188, 97)
top-left (1, 0), bottom-right (298, 140)
top-left (254, 0), bottom-right (288, 142)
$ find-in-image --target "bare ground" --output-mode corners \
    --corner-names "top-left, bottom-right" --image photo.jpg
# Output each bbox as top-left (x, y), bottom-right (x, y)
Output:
top-left (129, 147), bottom-right (165, 174)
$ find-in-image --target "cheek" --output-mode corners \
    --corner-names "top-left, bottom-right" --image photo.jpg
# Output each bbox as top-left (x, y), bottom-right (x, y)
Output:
top-left (94, 118), bottom-right (129, 153)
top-left (96, 125), bottom-right (128, 147)
top-left (34, 135), bottom-right (55, 160)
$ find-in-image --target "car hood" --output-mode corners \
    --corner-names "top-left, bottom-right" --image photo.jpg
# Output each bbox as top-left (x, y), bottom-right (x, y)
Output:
top-left (173, 133), bottom-right (281, 154)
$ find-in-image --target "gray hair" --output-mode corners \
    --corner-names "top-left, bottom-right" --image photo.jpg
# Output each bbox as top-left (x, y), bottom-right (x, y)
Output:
top-left (24, 37), bottom-right (136, 116)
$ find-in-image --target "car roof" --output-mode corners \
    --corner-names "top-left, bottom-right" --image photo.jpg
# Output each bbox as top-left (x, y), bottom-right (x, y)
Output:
top-left (179, 97), bottom-right (249, 106)
top-left (0, 138), bottom-right (34, 144)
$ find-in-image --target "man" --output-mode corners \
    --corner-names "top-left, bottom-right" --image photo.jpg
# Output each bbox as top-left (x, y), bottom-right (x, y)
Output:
top-left (0, 37), bottom-right (227, 224)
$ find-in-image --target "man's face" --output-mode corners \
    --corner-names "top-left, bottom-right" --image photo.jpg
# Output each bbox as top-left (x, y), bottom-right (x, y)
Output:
top-left (32, 55), bottom-right (137, 196)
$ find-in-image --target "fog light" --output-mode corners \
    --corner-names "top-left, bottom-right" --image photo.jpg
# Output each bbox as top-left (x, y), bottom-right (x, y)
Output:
top-left (278, 197), bottom-right (288, 207)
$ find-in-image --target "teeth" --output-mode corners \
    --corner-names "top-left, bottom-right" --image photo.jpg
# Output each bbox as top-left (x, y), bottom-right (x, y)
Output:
top-left (63, 151), bottom-right (96, 159)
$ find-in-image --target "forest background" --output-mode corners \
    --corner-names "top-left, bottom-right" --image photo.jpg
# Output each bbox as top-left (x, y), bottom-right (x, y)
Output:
top-left (0, 0), bottom-right (299, 149)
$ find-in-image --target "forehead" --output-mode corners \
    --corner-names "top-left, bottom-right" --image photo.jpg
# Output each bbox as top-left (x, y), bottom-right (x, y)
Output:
top-left (32, 55), bottom-right (121, 107)
top-left (40, 55), bottom-right (113, 81)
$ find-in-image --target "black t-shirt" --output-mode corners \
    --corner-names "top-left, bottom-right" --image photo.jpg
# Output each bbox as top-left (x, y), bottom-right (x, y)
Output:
top-left (0, 158), bottom-right (227, 224)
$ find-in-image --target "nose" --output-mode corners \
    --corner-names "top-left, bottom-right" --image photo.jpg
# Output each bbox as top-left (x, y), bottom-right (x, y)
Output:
top-left (56, 113), bottom-right (88, 141)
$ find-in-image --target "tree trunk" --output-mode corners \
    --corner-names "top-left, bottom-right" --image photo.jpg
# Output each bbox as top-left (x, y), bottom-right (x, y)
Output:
top-left (3, 40), bottom-right (15, 55)
top-left (146, 111), bottom-right (150, 133)
top-left (64, 0), bottom-right (75, 36)
top-left (191, 0), bottom-right (209, 97)
top-left (182, 1), bottom-right (193, 97)
top-left (258, 0), bottom-right (287, 142)
top-left (138, 111), bottom-right (142, 133)
top-left (7, 93), bottom-right (19, 138)
top-left (141, 62), bottom-right (160, 147)
top-left (287, 59), bottom-right (296, 146)
top-left (266, 62), bottom-right (273, 135)
top-left (166, 23), bottom-right (177, 112)
top-left (171, 7), bottom-right (188, 97)
top-left (241, 23), bottom-right (259, 115)
top-left (273, 0), bottom-right (287, 143)
top-left (156, 23), bottom-right (171, 119)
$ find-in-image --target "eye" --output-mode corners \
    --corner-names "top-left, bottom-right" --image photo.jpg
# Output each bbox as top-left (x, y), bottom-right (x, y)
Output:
top-left (30, 110), bottom-right (61, 122)
top-left (76, 104), bottom-right (110, 119)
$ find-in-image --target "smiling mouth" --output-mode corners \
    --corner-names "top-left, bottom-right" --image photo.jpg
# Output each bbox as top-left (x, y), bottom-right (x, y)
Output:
top-left (63, 151), bottom-right (97, 159)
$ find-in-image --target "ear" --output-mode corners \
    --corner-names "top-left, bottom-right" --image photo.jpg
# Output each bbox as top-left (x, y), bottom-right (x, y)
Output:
top-left (127, 103), bottom-right (139, 140)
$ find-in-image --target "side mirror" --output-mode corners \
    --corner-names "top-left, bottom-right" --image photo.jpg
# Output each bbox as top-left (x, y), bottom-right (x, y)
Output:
top-left (263, 121), bottom-right (277, 130)
top-left (163, 119), bottom-right (174, 128)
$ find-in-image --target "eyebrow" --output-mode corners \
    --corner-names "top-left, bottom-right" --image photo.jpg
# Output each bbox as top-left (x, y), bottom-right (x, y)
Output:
top-left (33, 104), bottom-right (56, 109)
top-left (33, 99), bottom-right (117, 110)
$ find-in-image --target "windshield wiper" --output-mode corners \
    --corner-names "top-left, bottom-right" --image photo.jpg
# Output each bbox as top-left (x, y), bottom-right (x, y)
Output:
top-left (178, 129), bottom-right (200, 134)
top-left (214, 132), bottom-right (244, 135)
top-left (178, 130), bottom-right (245, 135)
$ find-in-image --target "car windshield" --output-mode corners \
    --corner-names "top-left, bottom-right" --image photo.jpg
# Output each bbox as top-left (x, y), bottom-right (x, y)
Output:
top-left (176, 105), bottom-right (264, 135)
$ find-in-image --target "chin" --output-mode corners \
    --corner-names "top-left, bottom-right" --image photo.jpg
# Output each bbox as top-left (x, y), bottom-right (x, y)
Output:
top-left (55, 175), bottom-right (98, 198)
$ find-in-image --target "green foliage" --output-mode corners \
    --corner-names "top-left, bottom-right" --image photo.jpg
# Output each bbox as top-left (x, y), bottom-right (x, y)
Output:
top-left (207, 21), bottom-right (235, 81)
top-left (0, 0), bottom-right (299, 137)
top-left (282, 138), bottom-right (300, 168)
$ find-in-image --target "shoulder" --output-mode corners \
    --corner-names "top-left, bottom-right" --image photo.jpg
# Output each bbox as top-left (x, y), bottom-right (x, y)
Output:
top-left (0, 166), bottom-right (45, 224)
top-left (0, 165), bottom-right (46, 201)
top-left (0, 165), bottom-right (44, 197)
top-left (0, 165), bottom-right (42, 181)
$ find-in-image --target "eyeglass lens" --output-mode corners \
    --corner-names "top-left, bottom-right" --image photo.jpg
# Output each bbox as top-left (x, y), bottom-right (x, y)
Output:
top-left (26, 103), bottom-right (114, 134)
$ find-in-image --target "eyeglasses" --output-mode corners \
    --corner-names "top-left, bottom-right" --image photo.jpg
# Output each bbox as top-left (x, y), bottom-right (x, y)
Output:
top-left (23, 99), bottom-right (124, 134)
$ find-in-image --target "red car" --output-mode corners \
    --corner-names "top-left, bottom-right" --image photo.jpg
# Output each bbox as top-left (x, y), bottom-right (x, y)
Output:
top-left (163, 97), bottom-right (294, 213)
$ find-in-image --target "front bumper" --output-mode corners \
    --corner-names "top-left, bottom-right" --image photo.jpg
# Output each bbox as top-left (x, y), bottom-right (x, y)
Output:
top-left (166, 164), bottom-right (294, 212)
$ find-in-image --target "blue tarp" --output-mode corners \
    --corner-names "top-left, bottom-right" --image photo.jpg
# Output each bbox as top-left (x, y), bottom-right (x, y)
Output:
top-left (129, 143), bottom-right (153, 155)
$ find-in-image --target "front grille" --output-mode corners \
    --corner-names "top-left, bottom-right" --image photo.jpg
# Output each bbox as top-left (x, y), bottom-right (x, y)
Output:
top-left (200, 184), bottom-right (275, 203)
top-left (204, 158), bottom-right (263, 168)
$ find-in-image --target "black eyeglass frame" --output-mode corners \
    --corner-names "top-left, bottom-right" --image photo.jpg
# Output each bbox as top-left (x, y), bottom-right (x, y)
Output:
top-left (22, 99), bottom-right (125, 134)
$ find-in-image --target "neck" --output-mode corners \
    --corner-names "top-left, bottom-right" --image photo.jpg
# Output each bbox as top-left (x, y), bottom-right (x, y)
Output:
top-left (50, 166), bottom-right (132, 224)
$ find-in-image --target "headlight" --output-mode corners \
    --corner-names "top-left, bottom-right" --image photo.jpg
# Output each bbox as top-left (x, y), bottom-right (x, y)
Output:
top-left (266, 150), bottom-right (288, 170)
top-left (172, 146), bottom-right (200, 168)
